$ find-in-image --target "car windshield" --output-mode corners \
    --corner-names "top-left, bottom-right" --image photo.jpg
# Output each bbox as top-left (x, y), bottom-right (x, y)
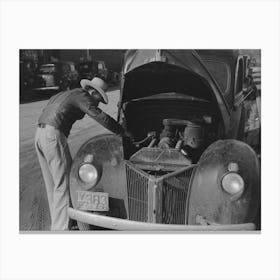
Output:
top-left (202, 60), bottom-right (231, 94)
top-left (39, 65), bottom-right (56, 73)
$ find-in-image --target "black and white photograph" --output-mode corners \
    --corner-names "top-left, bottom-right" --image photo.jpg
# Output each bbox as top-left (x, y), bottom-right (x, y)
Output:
top-left (1, 1), bottom-right (280, 280)
top-left (19, 49), bottom-right (261, 232)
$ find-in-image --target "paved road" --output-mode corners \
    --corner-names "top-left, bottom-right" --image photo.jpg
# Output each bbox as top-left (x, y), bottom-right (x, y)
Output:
top-left (19, 89), bottom-right (120, 230)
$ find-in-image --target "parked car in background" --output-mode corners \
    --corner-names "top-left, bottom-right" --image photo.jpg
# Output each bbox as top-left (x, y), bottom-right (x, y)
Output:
top-left (77, 60), bottom-right (110, 83)
top-left (77, 61), bottom-right (97, 81)
top-left (95, 60), bottom-right (108, 81)
top-left (33, 61), bottom-right (79, 92)
top-left (107, 70), bottom-right (121, 86)
top-left (68, 49), bottom-right (261, 231)
top-left (96, 61), bottom-right (120, 85)
top-left (20, 59), bottom-right (37, 91)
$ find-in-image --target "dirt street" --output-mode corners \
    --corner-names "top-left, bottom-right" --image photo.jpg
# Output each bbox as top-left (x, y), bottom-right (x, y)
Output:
top-left (19, 89), bottom-right (120, 230)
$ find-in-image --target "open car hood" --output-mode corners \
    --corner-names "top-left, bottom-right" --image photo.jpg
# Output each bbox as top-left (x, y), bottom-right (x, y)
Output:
top-left (124, 49), bottom-right (212, 74)
top-left (121, 49), bottom-right (230, 131)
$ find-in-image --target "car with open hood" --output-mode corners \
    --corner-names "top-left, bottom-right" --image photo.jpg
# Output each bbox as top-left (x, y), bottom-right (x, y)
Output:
top-left (68, 49), bottom-right (261, 231)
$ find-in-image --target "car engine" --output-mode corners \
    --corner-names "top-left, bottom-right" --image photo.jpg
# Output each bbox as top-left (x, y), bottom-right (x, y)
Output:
top-left (128, 117), bottom-right (217, 173)
top-left (158, 118), bottom-right (204, 149)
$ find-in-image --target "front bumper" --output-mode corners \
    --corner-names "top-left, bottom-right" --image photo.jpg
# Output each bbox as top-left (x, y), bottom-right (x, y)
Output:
top-left (68, 207), bottom-right (256, 231)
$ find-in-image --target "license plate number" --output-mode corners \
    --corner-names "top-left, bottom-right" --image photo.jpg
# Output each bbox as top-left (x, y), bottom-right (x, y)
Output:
top-left (77, 191), bottom-right (109, 211)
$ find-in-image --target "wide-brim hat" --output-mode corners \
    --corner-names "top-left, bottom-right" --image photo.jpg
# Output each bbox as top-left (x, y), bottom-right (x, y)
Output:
top-left (80, 77), bottom-right (109, 104)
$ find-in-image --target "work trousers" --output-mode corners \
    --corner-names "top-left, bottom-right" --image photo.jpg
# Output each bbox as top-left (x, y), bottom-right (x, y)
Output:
top-left (35, 125), bottom-right (72, 230)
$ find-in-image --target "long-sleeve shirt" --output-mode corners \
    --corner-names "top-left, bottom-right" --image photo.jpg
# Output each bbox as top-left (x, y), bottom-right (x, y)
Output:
top-left (38, 88), bottom-right (124, 137)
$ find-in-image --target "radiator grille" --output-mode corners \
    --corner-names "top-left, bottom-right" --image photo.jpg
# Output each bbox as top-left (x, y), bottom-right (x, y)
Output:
top-left (126, 164), bottom-right (149, 222)
top-left (125, 161), bottom-right (195, 224)
top-left (162, 168), bottom-right (194, 224)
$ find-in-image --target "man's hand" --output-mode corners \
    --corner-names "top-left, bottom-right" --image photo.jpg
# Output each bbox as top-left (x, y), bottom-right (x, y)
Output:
top-left (121, 131), bottom-right (137, 159)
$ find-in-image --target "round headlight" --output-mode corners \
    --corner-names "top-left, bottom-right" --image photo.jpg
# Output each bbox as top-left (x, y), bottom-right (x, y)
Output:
top-left (78, 164), bottom-right (98, 185)
top-left (221, 172), bottom-right (244, 195)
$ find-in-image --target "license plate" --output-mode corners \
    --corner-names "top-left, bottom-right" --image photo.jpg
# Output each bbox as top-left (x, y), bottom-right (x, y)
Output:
top-left (77, 191), bottom-right (109, 211)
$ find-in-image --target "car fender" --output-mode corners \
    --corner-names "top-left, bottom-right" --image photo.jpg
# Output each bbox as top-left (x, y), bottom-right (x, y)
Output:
top-left (187, 139), bottom-right (260, 225)
top-left (69, 134), bottom-right (128, 219)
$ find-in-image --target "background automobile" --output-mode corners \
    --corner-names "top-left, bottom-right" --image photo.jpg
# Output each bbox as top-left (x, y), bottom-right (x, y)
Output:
top-left (68, 49), bottom-right (261, 231)
top-left (95, 60), bottom-right (108, 81)
top-left (77, 61), bottom-right (97, 81)
top-left (33, 61), bottom-right (79, 92)
top-left (20, 59), bottom-right (37, 91)
top-left (77, 60), bottom-right (116, 84)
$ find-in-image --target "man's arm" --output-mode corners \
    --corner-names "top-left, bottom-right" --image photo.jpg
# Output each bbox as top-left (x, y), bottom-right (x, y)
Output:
top-left (78, 93), bottom-right (125, 136)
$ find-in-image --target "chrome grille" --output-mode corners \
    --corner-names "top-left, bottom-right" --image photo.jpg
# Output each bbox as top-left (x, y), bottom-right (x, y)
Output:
top-left (125, 163), bottom-right (149, 222)
top-left (125, 161), bottom-right (195, 224)
top-left (161, 168), bottom-right (194, 224)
